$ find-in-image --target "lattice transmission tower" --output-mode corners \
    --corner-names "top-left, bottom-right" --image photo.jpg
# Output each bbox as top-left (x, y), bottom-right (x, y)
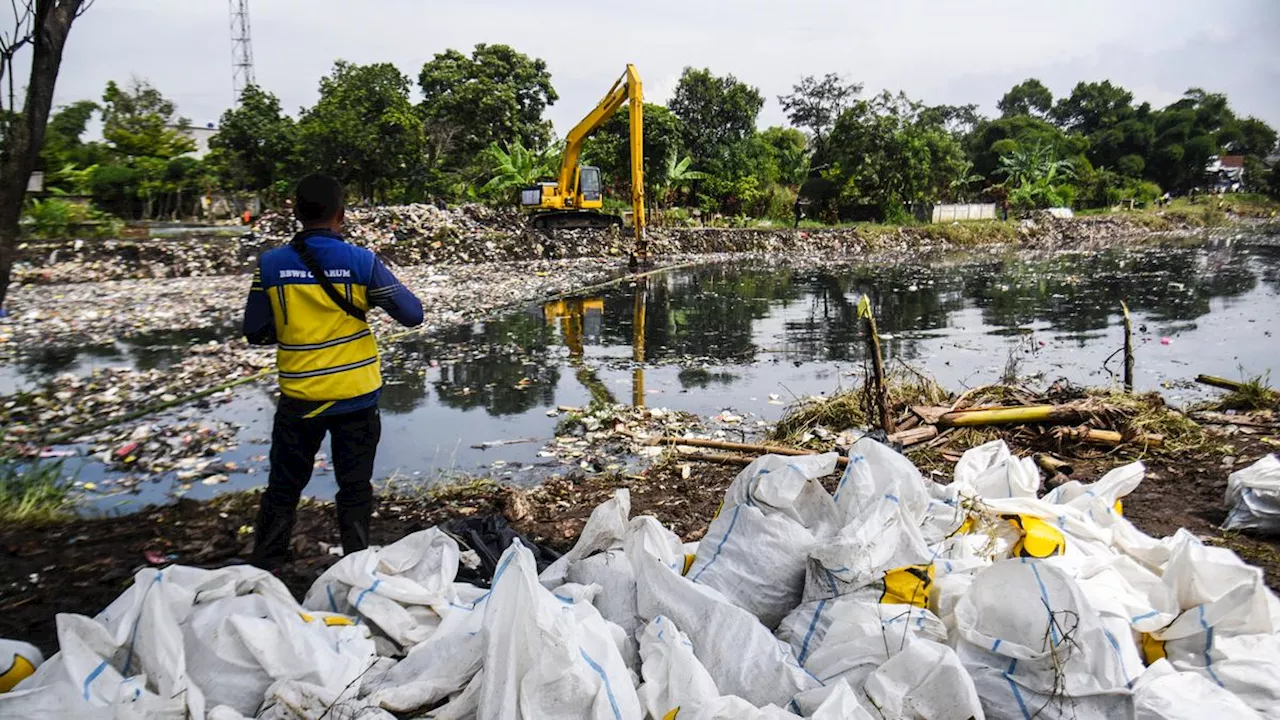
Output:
top-left (229, 0), bottom-right (256, 103)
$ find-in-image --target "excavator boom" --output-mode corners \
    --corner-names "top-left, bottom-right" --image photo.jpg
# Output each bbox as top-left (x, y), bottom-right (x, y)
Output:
top-left (524, 65), bottom-right (646, 260)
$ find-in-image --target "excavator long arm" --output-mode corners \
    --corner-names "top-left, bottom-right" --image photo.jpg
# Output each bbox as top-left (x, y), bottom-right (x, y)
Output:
top-left (553, 65), bottom-right (646, 257)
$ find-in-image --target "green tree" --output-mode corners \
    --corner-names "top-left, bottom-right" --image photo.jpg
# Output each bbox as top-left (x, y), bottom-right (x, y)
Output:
top-left (1146, 88), bottom-right (1239, 191)
top-left (1234, 116), bottom-right (1277, 160)
top-left (998, 79), bottom-right (1053, 119)
top-left (996, 142), bottom-right (1076, 211)
top-left (298, 61), bottom-right (423, 202)
top-left (478, 139), bottom-right (560, 200)
top-left (39, 100), bottom-right (104, 170)
top-left (96, 79), bottom-right (200, 218)
top-left (581, 103), bottom-right (682, 200)
top-left (658, 154), bottom-right (707, 206)
top-left (418, 44), bottom-right (557, 173)
top-left (826, 91), bottom-right (968, 221)
top-left (668, 67), bottom-right (764, 174)
top-left (948, 160), bottom-right (985, 202)
top-left (1050, 80), bottom-right (1135, 136)
top-left (207, 85), bottom-right (298, 195)
top-left (965, 114), bottom-right (1084, 183)
top-left (101, 79), bottom-right (195, 159)
top-left (778, 73), bottom-right (861, 155)
top-left (758, 126), bottom-right (809, 186)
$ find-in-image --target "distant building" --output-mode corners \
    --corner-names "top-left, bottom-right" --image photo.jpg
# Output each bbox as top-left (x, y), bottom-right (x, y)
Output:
top-left (1205, 155), bottom-right (1245, 192)
top-left (170, 122), bottom-right (219, 159)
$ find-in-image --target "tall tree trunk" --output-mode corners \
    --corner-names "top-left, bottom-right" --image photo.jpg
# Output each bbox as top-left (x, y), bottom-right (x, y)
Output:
top-left (0, 0), bottom-right (85, 309)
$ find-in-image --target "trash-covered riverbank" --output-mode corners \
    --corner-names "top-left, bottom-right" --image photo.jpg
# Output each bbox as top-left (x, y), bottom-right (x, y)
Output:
top-left (9, 205), bottom-right (1235, 288)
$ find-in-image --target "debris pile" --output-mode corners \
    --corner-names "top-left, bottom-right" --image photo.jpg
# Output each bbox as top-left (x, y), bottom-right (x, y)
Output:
top-left (0, 257), bottom-right (620, 360)
top-left (0, 349), bottom-right (273, 454)
top-left (8, 205), bottom-right (1214, 287)
top-left (13, 235), bottom-right (265, 285)
top-left (5, 439), bottom-right (1280, 719)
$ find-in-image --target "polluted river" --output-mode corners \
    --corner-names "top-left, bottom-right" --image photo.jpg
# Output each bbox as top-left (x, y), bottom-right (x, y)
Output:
top-left (4, 235), bottom-right (1279, 514)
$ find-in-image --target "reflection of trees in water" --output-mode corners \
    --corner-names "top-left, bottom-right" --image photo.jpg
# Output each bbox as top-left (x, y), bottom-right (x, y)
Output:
top-left (17, 343), bottom-right (119, 377)
top-left (780, 266), bottom-right (966, 362)
top-left (598, 267), bottom-right (803, 362)
top-left (964, 248), bottom-right (1257, 333)
top-left (1250, 245), bottom-right (1280, 296)
top-left (677, 367), bottom-right (739, 390)
top-left (432, 359), bottom-right (560, 416)
top-left (428, 313), bottom-right (560, 416)
top-left (379, 370), bottom-right (431, 414)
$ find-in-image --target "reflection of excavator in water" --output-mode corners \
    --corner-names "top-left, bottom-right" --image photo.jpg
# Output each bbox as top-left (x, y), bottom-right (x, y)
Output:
top-left (522, 65), bottom-right (647, 262)
top-left (543, 278), bottom-right (649, 408)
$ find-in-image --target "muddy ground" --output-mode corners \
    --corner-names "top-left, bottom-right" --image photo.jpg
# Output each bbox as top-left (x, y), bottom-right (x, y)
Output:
top-left (3, 430), bottom-right (1277, 658)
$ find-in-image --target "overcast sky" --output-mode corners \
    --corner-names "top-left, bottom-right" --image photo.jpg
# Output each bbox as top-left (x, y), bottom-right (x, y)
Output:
top-left (39, 0), bottom-right (1280, 135)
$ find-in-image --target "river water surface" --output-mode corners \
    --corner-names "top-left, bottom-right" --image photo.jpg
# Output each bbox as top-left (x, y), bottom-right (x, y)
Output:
top-left (7, 236), bottom-right (1279, 513)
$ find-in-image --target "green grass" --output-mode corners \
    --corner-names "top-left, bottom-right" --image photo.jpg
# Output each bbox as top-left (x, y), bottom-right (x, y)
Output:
top-left (0, 459), bottom-right (74, 524)
top-left (1213, 373), bottom-right (1279, 412)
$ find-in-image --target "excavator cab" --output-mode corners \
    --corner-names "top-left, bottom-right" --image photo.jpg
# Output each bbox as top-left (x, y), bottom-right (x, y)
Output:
top-left (521, 167), bottom-right (604, 212)
top-left (525, 165), bottom-right (615, 229)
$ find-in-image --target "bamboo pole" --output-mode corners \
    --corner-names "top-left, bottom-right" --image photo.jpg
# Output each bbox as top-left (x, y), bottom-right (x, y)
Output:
top-left (1196, 374), bottom-right (1241, 391)
top-left (656, 436), bottom-right (850, 467)
top-left (858, 296), bottom-right (894, 433)
top-left (1035, 453), bottom-right (1074, 477)
top-left (1195, 374), bottom-right (1277, 398)
top-left (1121, 301), bottom-right (1135, 393)
top-left (936, 404), bottom-right (1082, 428)
top-left (1056, 426), bottom-right (1165, 448)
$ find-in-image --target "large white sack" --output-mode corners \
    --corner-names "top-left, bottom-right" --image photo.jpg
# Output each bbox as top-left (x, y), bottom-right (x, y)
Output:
top-left (1147, 533), bottom-right (1280, 715)
top-left (781, 595), bottom-right (946, 690)
top-left (801, 493), bottom-right (933, 603)
top-left (834, 437), bottom-right (931, 525)
top-left (792, 680), bottom-right (875, 719)
top-left (631, 543), bottom-right (819, 708)
top-left (1222, 454), bottom-right (1280, 533)
top-left (635, 615), bottom-right (721, 719)
top-left (0, 614), bottom-right (179, 719)
top-left (537, 490), bottom-right (673, 668)
top-left (361, 600), bottom-right (486, 715)
top-left (540, 489), bottom-right (632, 589)
top-left (13, 566), bottom-right (212, 719)
top-left (249, 678), bottom-right (396, 720)
top-left (1160, 529), bottom-right (1280, 629)
top-left (954, 560), bottom-right (1134, 720)
top-left (951, 439), bottom-right (1041, 501)
top-left (687, 453), bottom-right (840, 628)
top-left (303, 528), bottom-right (461, 649)
top-left (862, 639), bottom-right (985, 720)
top-left (1043, 554), bottom-right (1178, 635)
top-left (477, 539), bottom-right (642, 720)
top-left (184, 592), bottom-right (375, 716)
top-left (1131, 659), bottom-right (1264, 720)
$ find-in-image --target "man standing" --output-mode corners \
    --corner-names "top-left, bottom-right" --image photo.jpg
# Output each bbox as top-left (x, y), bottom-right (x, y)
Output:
top-left (243, 174), bottom-right (424, 569)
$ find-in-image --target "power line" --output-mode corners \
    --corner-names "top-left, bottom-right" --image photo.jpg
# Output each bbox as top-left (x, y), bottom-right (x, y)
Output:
top-left (229, 0), bottom-right (255, 104)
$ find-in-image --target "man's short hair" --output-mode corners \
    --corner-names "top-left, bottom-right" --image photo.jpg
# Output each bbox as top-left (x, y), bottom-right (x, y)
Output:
top-left (294, 174), bottom-right (344, 224)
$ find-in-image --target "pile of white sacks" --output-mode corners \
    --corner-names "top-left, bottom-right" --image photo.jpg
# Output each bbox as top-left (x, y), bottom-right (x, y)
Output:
top-left (3, 438), bottom-right (1279, 719)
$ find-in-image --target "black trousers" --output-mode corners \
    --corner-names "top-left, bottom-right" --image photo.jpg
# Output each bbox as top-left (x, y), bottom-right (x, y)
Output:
top-left (251, 405), bottom-right (381, 569)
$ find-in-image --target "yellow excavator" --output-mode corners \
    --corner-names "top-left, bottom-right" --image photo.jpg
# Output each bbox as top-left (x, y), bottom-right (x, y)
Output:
top-left (522, 64), bottom-right (647, 259)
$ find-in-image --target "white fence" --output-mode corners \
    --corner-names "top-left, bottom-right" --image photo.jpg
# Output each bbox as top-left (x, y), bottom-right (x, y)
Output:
top-left (931, 203), bottom-right (997, 223)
